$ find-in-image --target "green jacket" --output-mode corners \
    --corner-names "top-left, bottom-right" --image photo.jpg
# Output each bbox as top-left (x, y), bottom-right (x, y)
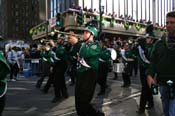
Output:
top-left (136, 44), bottom-right (154, 68)
top-left (99, 48), bottom-right (111, 63)
top-left (0, 51), bottom-right (10, 96)
top-left (55, 43), bottom-right (68, 62)
top-left (121, 49), bottom-right (136, 64)
top-left (78, 42), bottom-right (101, 72)
top-left (40, 50), bottom-right (55, 64)
top-left (146, 39), bottom-right (175, 83)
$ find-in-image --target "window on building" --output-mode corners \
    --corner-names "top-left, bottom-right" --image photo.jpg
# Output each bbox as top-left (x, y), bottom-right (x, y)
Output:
top-left (15, 11), bottom-right (19, 16)
top-left (16, 27), bottom-right (19, 32)
top-left (15, 4), bottom-right (18, 9)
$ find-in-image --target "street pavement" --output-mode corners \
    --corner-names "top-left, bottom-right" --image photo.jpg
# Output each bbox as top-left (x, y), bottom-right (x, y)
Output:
top-left (3, 72), bottom-right (164, 116)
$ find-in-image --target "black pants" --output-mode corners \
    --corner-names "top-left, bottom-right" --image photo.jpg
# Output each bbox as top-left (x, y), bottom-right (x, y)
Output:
top-left (68, 64), bottom-right (77, 84)
top-left (75, 69), bottom-right (98, 116)
top-left (122, 63), bottom-right (132, 86)
top-left (43, 70), bottom-right (54, 92)
top-left (98, 62), bottom-right (108, 92)
top-left (36, 62), bottom-right (50, 88)
top-left (53, 61), bottom-right (67, 98)
top-left (139, 65), bottom-right (153, 110)
top-left (10, 63), bottom-right (19, 79)
top-left (0, 95), bottom-right (5, 116)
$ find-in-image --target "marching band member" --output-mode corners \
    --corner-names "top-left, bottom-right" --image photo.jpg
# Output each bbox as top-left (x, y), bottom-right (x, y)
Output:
top-left (41, 39), bottom-right (57, 93)
top-left (97, 40), bottom-right (111, 96)
top-left (36, 43), bottom-right (53, 88)
top-left (0, 50), bottom-right (10, 115)
top-left (67, 31), bottom-right (82, 86)
top-left (120, 42), bottom-right (135, 88)
top-left (112, 40), bottom-right (123, 80)
top-left (52, 35), bottom-right (69, 103)
top-left (136, 24), bottom-right (156, 113)
top-left (75, 26), bottom-right (104, 116)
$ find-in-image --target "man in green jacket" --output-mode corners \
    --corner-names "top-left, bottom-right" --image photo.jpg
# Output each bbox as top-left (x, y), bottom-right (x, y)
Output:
top-left (0, 50), bottom-right (11, 115)
top-left (75, 26), bottom-right (104, 116)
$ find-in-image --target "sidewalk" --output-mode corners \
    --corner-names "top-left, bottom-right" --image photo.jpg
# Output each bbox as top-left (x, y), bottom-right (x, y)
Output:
top-left (4, 75), bottom-right (163, 116)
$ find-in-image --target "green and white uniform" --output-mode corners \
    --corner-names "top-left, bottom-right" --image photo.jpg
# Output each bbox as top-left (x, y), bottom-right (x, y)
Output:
top-left (77, 42), bottom-right (101, 72)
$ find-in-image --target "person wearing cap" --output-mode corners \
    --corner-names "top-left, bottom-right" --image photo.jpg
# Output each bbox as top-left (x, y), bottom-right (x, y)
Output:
top-left (0, 50), bottom-right (10, 115)
top-left (147, 11), bottom-right (175, 116)
top-left (67, 31), bottom-right (82, 86)
top-left (36, 42), bottom-right (55, 89)
top-left (52, 35), bottom-right (69, 103)
top-left (75, 26), bottom-right (105, 116)
top-left (97, 40), bottom-right (111, 96)
top-left (135, 24), bottom-right (156, 114)
top-left (41, 39), bottom-right (57, 93)
top-left (120, 42), bottom-right (135, 88)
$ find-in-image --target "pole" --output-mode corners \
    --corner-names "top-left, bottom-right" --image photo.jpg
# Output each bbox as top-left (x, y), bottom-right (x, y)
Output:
top-left (99, 0), bottom-right (102, 40)
top-left (45, 0), bottom-right (48, 39)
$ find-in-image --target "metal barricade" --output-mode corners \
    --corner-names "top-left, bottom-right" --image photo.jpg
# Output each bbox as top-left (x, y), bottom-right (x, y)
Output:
top-left (22, 58), bottom-right (42, 77)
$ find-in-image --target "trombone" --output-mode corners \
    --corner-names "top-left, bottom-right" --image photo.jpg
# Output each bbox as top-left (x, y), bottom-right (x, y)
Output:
top-left (53, 29), bottom-right (82, 38)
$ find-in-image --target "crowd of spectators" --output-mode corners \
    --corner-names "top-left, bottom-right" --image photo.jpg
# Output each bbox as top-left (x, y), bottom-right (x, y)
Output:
top-left (69, 3), bottom-right (165, 29)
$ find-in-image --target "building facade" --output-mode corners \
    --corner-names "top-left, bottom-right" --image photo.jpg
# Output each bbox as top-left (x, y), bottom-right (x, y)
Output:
top-left (0, 0), bottom-right (39, 40)
top-left (1, 0), bottom-right (175, 40)
top-left (48, 0), bottom-right (175, 26)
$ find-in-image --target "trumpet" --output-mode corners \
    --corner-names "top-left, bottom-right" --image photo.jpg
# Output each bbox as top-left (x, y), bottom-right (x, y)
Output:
top-left (54, 29), bottom-right (82, 38)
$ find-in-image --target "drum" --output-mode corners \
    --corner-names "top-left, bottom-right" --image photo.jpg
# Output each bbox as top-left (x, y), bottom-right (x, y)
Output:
top-left (113, 63), bottom-right (125, 73)
top-left (107, 48), bottom-right (117, 60)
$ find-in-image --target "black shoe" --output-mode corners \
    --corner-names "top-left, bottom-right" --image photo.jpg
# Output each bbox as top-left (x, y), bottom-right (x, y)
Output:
top-left (69, 82), bottom-right (74, 86)
top-left (51, 97), bottom-right (61, 103)
top-left (145, 104), bottom-right (154, 109)
top-left (63, 94), bottom-right (69, 99)
top-left (96, 111), bottom-right (105, 116)
top-left (41, 89), bottom-right (48, 94)
top-left (136, 109), bottom-right (145, 114)
top-left (97, 91), bottom-right (105, 96)
top-left (105, 85), bottom-right (108, 89)
top-left (113, 77), bottom-right (118, 80)
top-left (121, 84), bottom-right (130, 88)
top-left (35, 84), bottom-right (41, 88)
top-left (62, 92), bottom-right (69, 99)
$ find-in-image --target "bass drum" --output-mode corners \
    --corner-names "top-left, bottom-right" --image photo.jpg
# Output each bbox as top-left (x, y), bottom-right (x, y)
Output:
top-left (107, 48), bottom-right (117, 60)
top-left (0, 81), bottom-right (7, 98)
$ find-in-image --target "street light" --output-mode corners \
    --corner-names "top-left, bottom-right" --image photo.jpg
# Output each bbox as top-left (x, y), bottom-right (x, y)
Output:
top-left (101, 6), bottom-right (104, 14)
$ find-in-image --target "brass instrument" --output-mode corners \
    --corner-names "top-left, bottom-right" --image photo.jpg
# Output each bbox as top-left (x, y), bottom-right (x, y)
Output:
top-left (54, 29), bottom-right (82, 38)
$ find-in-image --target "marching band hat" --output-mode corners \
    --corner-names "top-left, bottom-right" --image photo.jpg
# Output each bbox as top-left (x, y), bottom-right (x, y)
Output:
top-left (84, 26), bottom-right (98, 38)
top-left (145, 24), bottom-right (156, 39)
top-left (57, 34), bottom-right (64, 39)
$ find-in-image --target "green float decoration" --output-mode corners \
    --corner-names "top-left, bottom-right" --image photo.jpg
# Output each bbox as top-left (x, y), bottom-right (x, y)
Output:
top-left (110, 18), bottom-right (115, 27)
top-left (102, 17), bottom-right (107, 26)
top-left (124, 21), bottom-right (129, 30)
top-left (135, 23), bottom-right (141, 31)
top-left (29, 29), bottom-right (33, 35)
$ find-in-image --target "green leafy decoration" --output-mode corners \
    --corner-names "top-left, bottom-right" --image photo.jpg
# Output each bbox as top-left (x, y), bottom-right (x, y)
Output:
top-left (29, 29), bottom-right (33, 35)
top-left (135, 23), bottom-right (141, 31)
top-left (102, 17), bottom-right (107, 26)
top-left (124, 21), bottom-right (129, 30)
top-left (42, 26), bottom-right (46, 31)
top-left (110, 19), bottom-right (115, 27)
top-left (95, 15), bottom-right (100, 21)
